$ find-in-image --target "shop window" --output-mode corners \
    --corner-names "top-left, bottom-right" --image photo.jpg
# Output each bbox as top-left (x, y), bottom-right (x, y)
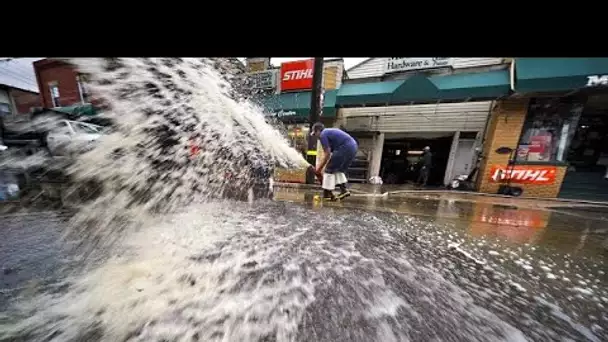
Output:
top-left (283, 124), bottom-right (310, 158)
top-left (516, 98), bottom-right (584, 163)
top-left (0, 102), bottom-right (11, 116)
top-left (77, 75), bottom-right (89, 104)
top-left (49, 82), bottom-right (60, 107)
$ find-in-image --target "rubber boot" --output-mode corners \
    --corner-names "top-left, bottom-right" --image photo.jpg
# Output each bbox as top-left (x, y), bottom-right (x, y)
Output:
top-left (323, 189), bottom-right (337, 201)
top-left (336, 184), bottom-right (351, 200)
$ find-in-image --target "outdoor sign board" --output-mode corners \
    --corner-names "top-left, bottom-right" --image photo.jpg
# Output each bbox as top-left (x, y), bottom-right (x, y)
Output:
top-left (280, 59), bottom-right (314, 91)
top-left (385, 57), bottom-right (453, 74)
top-left (489, 165), bottom-right (557, 185)
top-left (245, 70), bottom-right (277, 90)
top-left (265, 110), bottom-right (299, 118)
top-left (246, 57), bottom-right (270, 72)
top-left (586, 75), bottom-right (608, 87)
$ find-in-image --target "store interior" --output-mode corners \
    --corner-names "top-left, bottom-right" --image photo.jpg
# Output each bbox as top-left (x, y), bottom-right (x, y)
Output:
top-left (560, 93), bottom-right (608, 201)
top-left (380, 133), bottom-right (452, 186)
top-left (516, 93), bottom-right (608, 201)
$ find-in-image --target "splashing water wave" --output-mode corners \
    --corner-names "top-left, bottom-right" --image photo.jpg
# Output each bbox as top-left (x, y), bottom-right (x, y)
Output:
top-left (62, 58), bottom-right (307, 247)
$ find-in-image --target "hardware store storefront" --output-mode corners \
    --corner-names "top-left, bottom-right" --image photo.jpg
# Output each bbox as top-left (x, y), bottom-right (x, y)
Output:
top-left (477, 58), bottom-right (608, 200)
top-left (337, 62), bottom-right (512, 186)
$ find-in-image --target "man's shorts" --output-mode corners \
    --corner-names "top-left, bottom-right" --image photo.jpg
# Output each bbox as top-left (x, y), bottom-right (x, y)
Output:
top-left (325, 142), bottom-right (358, 174)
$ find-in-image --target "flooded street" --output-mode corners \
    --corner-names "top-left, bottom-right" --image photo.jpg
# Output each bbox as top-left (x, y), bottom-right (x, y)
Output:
top-left (1, 191), bottom-right (606, 341)
top-left (1, 57), bottom-right (607, 341)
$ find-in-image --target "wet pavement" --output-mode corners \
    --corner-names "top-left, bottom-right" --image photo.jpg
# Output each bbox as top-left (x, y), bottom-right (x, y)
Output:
top-left (1, 190), bottom-right (607, 341)
top-left (0, 210), bottom-right (76, 308)
top-left (273, 188), bottom-right (608, 255)
top-left (273, 189), bottom-right (608, 340)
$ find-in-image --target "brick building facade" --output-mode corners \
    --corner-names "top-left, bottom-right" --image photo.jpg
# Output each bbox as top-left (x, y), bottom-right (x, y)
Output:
top-left (11, 88), bottom-right (42, 114)
top-left (476, 98), bottom-right (568, 198)
top-left (34, 59), bottom-right (88, 108)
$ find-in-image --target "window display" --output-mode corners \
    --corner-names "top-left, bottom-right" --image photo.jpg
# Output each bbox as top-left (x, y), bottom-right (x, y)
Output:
top-left (516, 98), bottom-right (584, 163)
top-left (283, 124), bottom-right (309, 158)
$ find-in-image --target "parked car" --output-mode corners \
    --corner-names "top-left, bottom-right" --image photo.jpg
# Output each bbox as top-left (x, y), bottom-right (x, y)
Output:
top-left (1, 110), bottom-right (106, 157)
top-left (46, 120), bottom-right (103, 156)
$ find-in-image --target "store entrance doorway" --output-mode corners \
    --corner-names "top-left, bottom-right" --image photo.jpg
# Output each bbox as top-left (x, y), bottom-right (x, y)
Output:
top-left (380, 133), bottom-right (452, 186)
top-left (559, 93), bottom-right (608, 201)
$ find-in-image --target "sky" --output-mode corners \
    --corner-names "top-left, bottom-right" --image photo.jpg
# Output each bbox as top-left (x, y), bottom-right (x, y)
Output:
top-left (239, 58), bottom-right (368, 71)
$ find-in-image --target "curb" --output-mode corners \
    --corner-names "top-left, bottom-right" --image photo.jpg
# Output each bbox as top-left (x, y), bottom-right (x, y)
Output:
top-left (274, 182), bottom-right (321, 190)
top-left (273, 183), bottom-right (608, 207)
top-left (387, 189), bottom-right (608, 207)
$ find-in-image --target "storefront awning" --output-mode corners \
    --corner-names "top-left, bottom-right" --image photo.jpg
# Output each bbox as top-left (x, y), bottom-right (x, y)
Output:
top-left (513, 58), bottom-right (608, 93)
top-left (391, 70), bottom-right (511, 103)
top-left (336, 80), bottom-right (403, 106)
top-left (52, 103), bottom-right (97, 116)
top-left (261, 89), bottom-right (337, 120)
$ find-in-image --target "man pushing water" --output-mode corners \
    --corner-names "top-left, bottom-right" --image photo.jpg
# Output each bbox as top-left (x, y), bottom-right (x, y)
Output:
top-left (309, 123), bottom-right (358, 201)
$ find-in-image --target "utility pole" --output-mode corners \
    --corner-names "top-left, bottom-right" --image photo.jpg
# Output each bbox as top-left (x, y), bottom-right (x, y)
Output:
top-left (306, 57), bottom-right (324, 184)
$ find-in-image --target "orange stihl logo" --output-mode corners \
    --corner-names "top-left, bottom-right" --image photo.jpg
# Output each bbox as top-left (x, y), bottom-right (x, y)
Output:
top-left (489, 165), bottom-right (556, 185)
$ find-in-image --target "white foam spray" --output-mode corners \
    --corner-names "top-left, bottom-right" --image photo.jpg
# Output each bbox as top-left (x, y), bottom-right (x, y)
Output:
top-left (59, 58), bottom-right (307, 248)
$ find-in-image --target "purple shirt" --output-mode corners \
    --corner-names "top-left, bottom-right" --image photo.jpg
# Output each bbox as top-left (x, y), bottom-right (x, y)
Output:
top-left (319, 128), bottom-right (356, 152)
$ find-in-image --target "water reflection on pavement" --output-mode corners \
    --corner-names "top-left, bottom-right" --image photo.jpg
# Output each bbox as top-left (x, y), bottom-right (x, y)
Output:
top-left (274, 188), bottom-right (608, 340)
top-left (274, 188), bottom-right (608, 258)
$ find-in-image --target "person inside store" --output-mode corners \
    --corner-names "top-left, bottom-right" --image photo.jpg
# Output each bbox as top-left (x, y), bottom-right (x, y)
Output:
top-left (417, 146), bottom-right (433, 187)
top-left (310, 122), bottom-right (358, 201)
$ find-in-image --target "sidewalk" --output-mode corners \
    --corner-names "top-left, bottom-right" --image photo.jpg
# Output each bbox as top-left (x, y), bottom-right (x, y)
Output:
top-left (273, 182), bottom-right (608, 209)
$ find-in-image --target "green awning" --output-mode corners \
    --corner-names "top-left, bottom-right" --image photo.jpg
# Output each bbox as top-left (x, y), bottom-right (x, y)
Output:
top-left (391, 75), bottom-right (440, 102)
top-left (53, 103), bottom-right (97, 116)
top-left (336, 80), bottom-right (402, 106)
top-left (514, 58), bottom-right (608, 93)
top-left (432, 69), bottom-right (511, 99)
top-left (261, 89), bottom-right (337, 120)
top-left (391, 70), bottom-right (511, 103)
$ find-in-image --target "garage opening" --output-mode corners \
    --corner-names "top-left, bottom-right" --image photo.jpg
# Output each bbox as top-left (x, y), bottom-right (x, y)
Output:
top-left (379, 132), bottom-right (453, 186)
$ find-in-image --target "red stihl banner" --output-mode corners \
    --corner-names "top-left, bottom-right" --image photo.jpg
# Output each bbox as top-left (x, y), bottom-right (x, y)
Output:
top-left (280, 59), bottom-right (314, 91)
top-left (489, 165), bottom-right (557, 185)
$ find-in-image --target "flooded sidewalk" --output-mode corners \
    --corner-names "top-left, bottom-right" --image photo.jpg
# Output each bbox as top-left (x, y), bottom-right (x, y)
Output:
top-left (274, 181), bottom-right (608, 209)
top-left (273, 187), bottom-right (608, 251)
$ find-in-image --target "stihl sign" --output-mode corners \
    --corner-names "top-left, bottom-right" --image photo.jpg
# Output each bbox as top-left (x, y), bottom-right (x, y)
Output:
top-left (489, 165), bottom-right (557, 185)
top-left (283, 69), bottom-right (313, 81)
top-left (280, 59), bottom-right (314, 91)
